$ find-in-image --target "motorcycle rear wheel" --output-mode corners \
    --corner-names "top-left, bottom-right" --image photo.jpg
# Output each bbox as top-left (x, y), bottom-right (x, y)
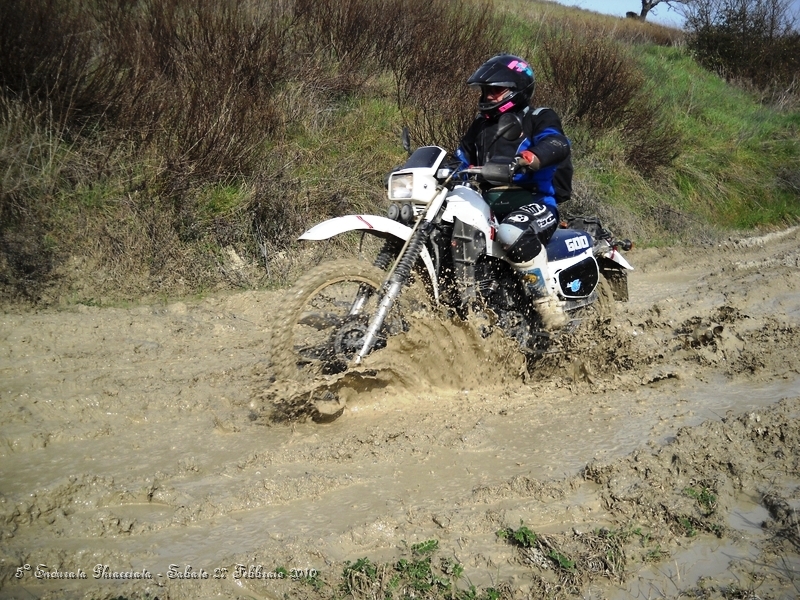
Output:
top-left (270, 259), bottom-right (390, 382)
top-left (564, 275), bottom-right (615, 334)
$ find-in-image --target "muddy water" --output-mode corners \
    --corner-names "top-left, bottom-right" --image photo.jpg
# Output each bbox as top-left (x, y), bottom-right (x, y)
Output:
top-left (2, 227), bottom-right (800, 599)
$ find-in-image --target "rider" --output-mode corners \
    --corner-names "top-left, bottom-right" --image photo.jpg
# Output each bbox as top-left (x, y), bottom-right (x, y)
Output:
top-left (456, 54), bottom-right (571, 330)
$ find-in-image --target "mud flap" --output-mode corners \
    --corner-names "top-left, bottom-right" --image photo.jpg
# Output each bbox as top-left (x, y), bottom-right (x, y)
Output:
top-left (598, 258), bottom-right (629, 302)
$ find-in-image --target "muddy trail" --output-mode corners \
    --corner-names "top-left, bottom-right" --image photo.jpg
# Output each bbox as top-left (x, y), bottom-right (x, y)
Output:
top-left (1, 227), bottom-right (800, 600)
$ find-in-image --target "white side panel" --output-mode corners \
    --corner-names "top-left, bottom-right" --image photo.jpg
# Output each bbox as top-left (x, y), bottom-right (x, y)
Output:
top-left (548, 249), bottom-right (595, 297)
top-left (441, 187), bottom-right (505, 257)
top-left (298, 214), bottom-right (439, 303)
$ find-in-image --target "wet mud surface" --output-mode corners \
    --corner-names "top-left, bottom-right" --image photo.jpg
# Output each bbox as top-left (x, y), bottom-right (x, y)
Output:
top-left (2, 227), bottom-right (800, 599)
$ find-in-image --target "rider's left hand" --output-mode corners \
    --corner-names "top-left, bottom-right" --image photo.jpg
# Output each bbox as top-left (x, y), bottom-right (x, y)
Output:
top-left (516, 150), bottom-right (540, 171)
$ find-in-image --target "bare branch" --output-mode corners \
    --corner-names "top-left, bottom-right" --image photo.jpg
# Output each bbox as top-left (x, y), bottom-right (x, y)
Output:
top-left (640, 0), bottom-right (691, 21)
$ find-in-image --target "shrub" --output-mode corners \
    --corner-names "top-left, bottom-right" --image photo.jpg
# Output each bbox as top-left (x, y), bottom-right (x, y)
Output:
top-left (538, 30), bottom-right (645, 129)
top-left (380, 0), bottom-right (505, 150)
top-left (292, 0), bottom-right (386, 73)
top-left (0, 0), bottom-right (117, 128)
top-left (536, 28), bottom-right (680, 175)
top-left (685, 0), bottom-right (800, 95)
top-left (97, 0), bottom-right (290, 187)
top-left (0, 96), bottom-right (103, 303)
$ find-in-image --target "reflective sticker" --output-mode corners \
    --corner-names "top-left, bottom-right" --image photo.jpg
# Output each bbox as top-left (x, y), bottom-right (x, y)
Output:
top-left (565, 236), bottom-right (590, 252)
top-left (507, 59), bottom-right (531, 74)
top-left (537, 215), bottom-right (556, 228)
top-left (498, 101), bottom-right (515, 113)
top-left (506, 213), bottom-right (530, 223)
top-left (524, 268), bottom-right (543, 284)
top-left (356, 215), bottom-right (374, 229)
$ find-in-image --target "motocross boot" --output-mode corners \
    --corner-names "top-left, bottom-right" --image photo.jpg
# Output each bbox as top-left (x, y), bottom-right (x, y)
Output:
top-left (514, 247), bottom-right (567, 331)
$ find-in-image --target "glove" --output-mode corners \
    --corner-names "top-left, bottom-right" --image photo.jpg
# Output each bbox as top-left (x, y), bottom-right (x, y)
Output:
top-left (516, 150), bottom-right (540, 171)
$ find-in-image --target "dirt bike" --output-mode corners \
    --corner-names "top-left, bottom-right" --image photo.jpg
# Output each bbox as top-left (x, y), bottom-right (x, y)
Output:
top-left (271, 128), bottom-right (633, 386)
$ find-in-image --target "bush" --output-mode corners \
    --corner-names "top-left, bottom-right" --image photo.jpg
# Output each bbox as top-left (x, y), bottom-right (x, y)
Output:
top-left (536, 28), bottom-right (680, 175)
top-left (380, 0), bottom-right (504, 150)
top-left (292, 0), bottom-right (386, 72)
top-left (98, 0), bottom-right (289, 186)
top-left (0, 96), bottom-right (99, 303)
top-left (538, 30), bottom-right (645, 130)
top-left (0, 0), bottom-right (117, 128)
top-left (685, 0), bottom-right (800, 95)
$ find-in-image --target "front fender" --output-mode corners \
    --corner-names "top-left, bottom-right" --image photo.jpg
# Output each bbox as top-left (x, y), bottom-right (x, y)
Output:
top-left (299, 214), bottom-right (439, 302)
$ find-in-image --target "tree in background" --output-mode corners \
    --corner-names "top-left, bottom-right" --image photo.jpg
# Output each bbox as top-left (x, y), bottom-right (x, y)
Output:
top-left (638, 0), bottom-right (691, 21)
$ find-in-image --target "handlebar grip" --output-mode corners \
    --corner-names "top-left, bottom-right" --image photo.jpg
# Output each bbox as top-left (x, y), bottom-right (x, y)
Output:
top-left (481, 162), bottom-right (515, 184)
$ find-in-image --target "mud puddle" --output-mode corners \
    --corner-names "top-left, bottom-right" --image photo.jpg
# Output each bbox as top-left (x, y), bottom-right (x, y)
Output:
top-left (2, 227), bottom-right (800, 599)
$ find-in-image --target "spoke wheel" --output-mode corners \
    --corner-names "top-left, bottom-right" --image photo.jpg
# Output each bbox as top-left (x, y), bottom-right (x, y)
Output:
top-left (270, 259), bottom-right (390, 382)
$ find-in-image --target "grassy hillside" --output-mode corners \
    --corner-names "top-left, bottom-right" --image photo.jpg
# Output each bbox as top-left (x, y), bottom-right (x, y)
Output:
top-left (0, 0), bottom-right (797, 306)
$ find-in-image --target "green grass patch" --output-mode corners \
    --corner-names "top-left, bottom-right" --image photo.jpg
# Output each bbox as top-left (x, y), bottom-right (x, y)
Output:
top-left (635, 45), bottom-right (800, 228)
top-left (679, 516), bottom-right (698, 537)
top-left (547, 549), bottom-right (576, 572)
top-left (496, 522), bottom-right (538, 548)
top-left (198, 183), bottom-right (244, 218)
top-left (684, 485), bottom-right (718, 514)
top-left (338, 539), bottom-right (488, 599)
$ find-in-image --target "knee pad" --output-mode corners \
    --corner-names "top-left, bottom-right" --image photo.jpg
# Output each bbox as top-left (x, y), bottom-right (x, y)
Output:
top-left (497, 220), bottom-right (543, 263)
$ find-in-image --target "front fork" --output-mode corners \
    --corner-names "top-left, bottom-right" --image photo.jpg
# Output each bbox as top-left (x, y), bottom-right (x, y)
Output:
top-left (352, 187), bottom-right (449, 365)
top-left (352, 222), bottom-right (431, 365)
top-left (347, 237), bottom-right (403, 316)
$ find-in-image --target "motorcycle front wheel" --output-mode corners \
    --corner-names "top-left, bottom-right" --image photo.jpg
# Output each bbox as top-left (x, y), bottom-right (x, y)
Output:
top-left (270, 259), bottom-right (393, 383)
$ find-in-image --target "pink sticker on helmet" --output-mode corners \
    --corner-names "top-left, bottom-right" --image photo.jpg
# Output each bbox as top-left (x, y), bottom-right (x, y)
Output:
top-left (507, 60), bottom-right (519, 70)
top-left (498, 101), bottom-right (515, 113)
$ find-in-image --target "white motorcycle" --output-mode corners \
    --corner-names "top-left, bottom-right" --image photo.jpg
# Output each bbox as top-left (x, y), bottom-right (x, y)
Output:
top-left (270, 130), bottom-right (633, 384)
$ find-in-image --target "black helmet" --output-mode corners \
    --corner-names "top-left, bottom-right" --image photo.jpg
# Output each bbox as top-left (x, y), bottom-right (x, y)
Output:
top-left (467, 54), bottom-right (535, 119)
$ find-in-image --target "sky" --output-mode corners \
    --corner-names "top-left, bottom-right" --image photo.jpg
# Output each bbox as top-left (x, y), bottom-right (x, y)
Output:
top-left (548, 0), bottom-right (800, 29)
top-left (547, 0), bottom-right (686, 28)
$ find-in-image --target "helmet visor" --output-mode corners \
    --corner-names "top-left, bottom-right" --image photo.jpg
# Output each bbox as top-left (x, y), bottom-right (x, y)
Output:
top-left (480, 85), bottom-right (511, 103)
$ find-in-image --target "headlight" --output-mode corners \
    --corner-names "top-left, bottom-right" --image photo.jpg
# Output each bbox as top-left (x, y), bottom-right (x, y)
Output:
top-left (389, 173), bottom-right (413, 200)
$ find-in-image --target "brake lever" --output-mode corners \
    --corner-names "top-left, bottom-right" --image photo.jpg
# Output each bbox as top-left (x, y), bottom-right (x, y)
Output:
top-left (513, 157), bottom-right (532, 173)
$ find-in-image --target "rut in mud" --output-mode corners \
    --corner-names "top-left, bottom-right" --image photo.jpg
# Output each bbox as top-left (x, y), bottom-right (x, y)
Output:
top-left (1, 227), bottom-right (800, 599)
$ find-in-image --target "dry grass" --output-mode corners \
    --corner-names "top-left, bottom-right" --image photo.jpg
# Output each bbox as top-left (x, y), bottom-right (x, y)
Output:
top-left (504, 0), bottom-right (687, 47)
top-left (0, 0), bottom-right (791, 306)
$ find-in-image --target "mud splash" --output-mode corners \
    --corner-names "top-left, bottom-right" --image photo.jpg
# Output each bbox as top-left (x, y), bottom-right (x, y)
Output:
top-left (264, 310), bottom-right (528, 422)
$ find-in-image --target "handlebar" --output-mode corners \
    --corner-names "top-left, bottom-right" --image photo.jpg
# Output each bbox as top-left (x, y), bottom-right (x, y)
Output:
top-left (454, 161), bottom-right (525, 186)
